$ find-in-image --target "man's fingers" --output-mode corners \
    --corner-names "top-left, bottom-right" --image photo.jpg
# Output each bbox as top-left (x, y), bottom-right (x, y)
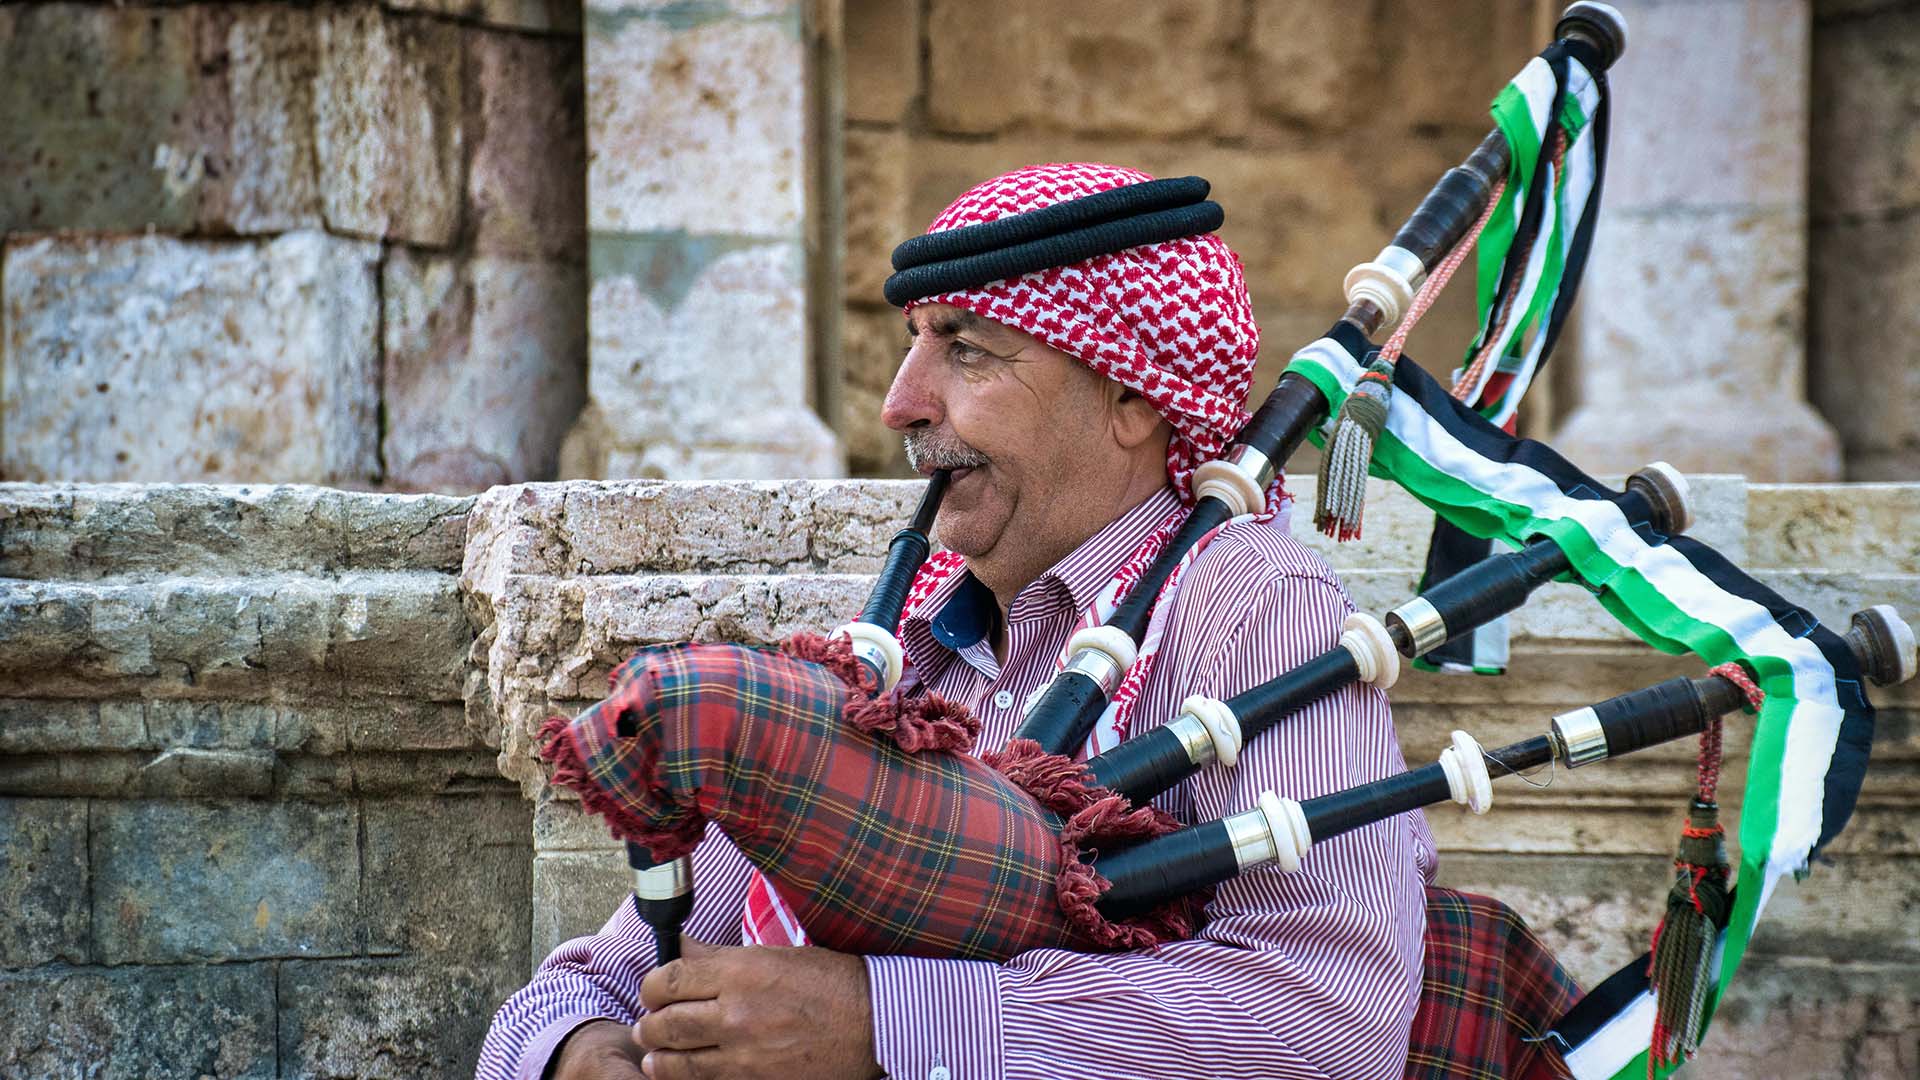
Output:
top-left (635, 999), bottom-right (725, 1052)
top-left (638, 955), bottom-right (720, 1012)
top-left (640, 1047), bottom-right (729, 1080)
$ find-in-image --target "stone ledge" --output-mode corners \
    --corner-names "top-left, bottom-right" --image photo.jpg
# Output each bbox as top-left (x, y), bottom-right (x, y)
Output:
top-left (0, 484), bottom-right (473, 581)
top-left (0, 572), bottom-right (470, 702)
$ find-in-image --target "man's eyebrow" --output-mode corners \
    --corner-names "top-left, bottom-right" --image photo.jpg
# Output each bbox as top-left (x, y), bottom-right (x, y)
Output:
top-left (907, 310), bottom-right (997, 338)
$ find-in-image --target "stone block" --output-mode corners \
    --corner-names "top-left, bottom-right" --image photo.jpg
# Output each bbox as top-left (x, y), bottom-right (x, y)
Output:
top-left (1248, 2), bottom-right (1379, 130)
top-left (1605, 0), bottom-right (1810, 212)
top-left (92, 800), bottom-right (361, 963)
top-left (315, 8), bottom-right (464, 246)
top-left (845, 0), bottom-right (919, 123)
top-left (0, 484), bottom-right (472, 581)
top-left (0, 4), bottom-right (323, 236)
top-left (924, 0), bottom-right (1245, 137)
top-left (0, 963), bottom-right (277, 1080)
top-left (340, 700), bottom-right (476, 752)
top-left (0, 698), bottom-right (147, 754)
top-left (1748, 483), bottom-right (1920, 572)
top-left (588, 14), bottom-right (807, 236)
top-left (844, 128), bottom-right (912, 306)
top-left (325, 572), bottom-right (473, 701)
top-left (468, 29), bottom-right (588, 260)
top-left (1, 232), bottom-right (382, 485)
top-left (807, 479), bottom-right (923, 571)
top-left (382, 251), bottom-right (589, 492)
top-left (390, 0), bottom-right (585, 34)
top-left (1380, 0), bottom-right (1538, 131)
top-left (554, 480), bottom-right (813, 573)
top-left (1560, 208), bottom-right (1842, 481)
top-left (840, 309), bottom-right (914, 477)
top-left (532, 849), bottom-right (630, 962)
top-left (1810, 215), bottom-right (1920, 480)
top-left (1687, 957), bottom-right (1920, 1079)
top-left (279, 957), bottom-right (522, 1080)
top-left (1812, 6), bottom-right (1920, 215)
top-left (587, 238), bottom-right (842, 478)
top-left (534, 792), bottom-right (627, 853)
top-left (0, 798), bottom-right (89, 966)
top-left (145, 700), bottom-right (277, 749)
top-left (362, 795), bottom-right (531, 958)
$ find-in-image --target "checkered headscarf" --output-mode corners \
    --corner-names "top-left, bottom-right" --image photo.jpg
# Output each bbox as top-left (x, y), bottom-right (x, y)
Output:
top-left (907, 163), bottom-right (1263, 503)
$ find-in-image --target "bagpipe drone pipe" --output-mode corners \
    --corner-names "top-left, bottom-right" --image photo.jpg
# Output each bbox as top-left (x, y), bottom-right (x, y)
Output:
top-left (538, 3), bottom-right (1920, 1075)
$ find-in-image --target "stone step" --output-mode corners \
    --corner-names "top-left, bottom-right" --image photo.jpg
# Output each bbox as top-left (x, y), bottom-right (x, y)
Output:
top-left (0, 483), bottom-right (471, 580)
top-left (0, 571), bottom-right (470, 702)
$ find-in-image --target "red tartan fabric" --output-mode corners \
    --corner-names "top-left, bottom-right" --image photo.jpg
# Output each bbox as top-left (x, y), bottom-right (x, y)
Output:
top-left (1406, 886), bottom-right (1581, 1080)
top-left (541, 641), bottom-right (1198, 962)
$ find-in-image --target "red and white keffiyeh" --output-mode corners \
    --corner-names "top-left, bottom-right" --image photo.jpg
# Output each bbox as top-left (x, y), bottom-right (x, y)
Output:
top-left (912, 162), bottom-right (1265, 504)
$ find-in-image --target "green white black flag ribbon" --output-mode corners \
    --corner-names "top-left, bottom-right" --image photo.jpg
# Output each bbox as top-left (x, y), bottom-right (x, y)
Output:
top-left (1415, 42), bottom-right (1609, 675)
top-left (1286, 326), bottom-right (1876, 1080)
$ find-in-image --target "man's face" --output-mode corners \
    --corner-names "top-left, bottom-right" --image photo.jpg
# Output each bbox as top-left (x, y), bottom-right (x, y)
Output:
top-left (882, 304), bottom-right (1120, 564)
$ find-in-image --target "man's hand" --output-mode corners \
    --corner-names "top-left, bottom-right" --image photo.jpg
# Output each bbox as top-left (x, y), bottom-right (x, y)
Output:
top-left (550, 1018), bottom-right (647, 1079)
top-left (636, 938), bottom-right (882, 1080)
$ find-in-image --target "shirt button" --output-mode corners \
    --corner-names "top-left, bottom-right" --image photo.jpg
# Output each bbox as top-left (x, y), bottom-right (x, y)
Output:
top-left (928, 1068), bottom-right (952, 1080)
top-left (992, 690), bottom-right (1015, 710)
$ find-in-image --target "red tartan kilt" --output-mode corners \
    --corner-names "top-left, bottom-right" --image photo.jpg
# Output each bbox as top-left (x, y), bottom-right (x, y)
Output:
top-left (545, 641), bottom-right (1106, 961)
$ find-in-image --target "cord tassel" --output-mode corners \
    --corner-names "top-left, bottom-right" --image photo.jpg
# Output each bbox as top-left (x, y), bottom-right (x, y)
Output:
top-left (1648, 662), bottom-right (1755, 1075)
top-left (1648, 798), bottom-right (1731, 1072)
top-left (1315, 355), bottom-right (1394, 541)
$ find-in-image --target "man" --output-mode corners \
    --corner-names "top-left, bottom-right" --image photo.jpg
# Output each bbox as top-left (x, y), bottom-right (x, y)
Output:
top-left (478, 163), bottom-right (1436, 1080)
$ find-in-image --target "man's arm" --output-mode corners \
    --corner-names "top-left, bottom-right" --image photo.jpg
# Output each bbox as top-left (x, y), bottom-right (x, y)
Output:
top-left (866, 555), bottom-right (1437, 1080)
top-left (475, 825), bottom-right (758, 1080)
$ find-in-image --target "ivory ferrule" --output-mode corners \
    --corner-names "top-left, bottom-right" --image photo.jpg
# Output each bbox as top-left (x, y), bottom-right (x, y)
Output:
top-left (633, 857), bottom-right (693, 901)
top-left (832, 621), bottom-right (904, 692)
top-left (1436, 730), bottom-right (1493, 814)
top-left (1339, 612), bottom-right (1401, 689)
top-left (1551, 706), bottom-right (1609, 768)
top-left (1258, 791), bottom-right (1312, 873)
top-left (1065, 625), bottom-right (1139, 694)
top-left (1192, 456), bottom-right (1267, 518)
top-left (1387, 596), bottom-right (1449, 658)
top-left (1178, 694), bottom-right (1243, 768)
top-left (1342, 245), bottom-right (1425, 335)
top-left (1165, 711), bottom-right (1217, 769)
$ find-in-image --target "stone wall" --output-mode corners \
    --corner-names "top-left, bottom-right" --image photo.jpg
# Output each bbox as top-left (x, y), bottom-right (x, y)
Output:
top-left (0, 2), bottom-right (587, 491)
top-left (463, 475), bottom-right (1920, 1080)
top-left (0, 484), bottom-right (529, 1079)
top-left (836, 0), bottom-right (1544, 474)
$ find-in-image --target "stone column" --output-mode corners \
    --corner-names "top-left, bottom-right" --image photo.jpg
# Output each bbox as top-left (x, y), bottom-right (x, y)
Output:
top-left (1555, 0), bottom-right (1842, 481)
top-left (565, 0), bottom-right (842, 480)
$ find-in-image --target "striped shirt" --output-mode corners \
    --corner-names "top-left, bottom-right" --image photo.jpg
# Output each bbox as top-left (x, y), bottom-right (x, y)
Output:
top-left (478, 486), bottom-right (1437, 1080)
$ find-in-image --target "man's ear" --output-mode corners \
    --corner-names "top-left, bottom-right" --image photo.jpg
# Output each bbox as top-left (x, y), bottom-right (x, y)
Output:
top-left (1110, 387), bottom-right (1170, 450)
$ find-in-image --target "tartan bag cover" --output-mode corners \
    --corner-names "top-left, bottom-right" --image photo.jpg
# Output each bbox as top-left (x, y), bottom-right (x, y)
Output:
top-left (543, 641), bottom-right (1141, 961)
top-left (1406, 886), bottom-right (1581, 1080)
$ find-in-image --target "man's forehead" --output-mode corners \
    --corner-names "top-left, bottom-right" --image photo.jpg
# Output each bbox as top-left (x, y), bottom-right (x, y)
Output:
top-left (905, 305), bottom-right (1009, 338)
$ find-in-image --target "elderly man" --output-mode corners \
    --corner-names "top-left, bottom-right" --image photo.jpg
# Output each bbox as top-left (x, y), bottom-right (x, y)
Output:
top-left (478, 163), bottom-right (1435, 1080)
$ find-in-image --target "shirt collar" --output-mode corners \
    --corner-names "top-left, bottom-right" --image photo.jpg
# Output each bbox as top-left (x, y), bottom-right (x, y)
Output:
top-left (900, 485), bottom-right (1182, 673)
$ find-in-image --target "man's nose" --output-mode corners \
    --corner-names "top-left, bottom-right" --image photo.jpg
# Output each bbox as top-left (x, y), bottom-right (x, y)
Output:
top-left (881, 341), bottom-right (943, 433)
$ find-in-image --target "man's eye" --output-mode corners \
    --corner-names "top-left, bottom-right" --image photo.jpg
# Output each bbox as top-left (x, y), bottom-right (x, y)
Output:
top-left (951, 341), bottom-right (986, 363)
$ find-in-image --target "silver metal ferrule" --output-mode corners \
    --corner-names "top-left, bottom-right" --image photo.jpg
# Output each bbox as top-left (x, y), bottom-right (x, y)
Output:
top-left (1551, 706), bottom-right (1609, 768)
top-left (1165, 712), bottom-right (1216, 768)
top-left (1223, 807), bottom-right (1277, 870)
top-left (1063, 647), bottom-right (1124, 696)
top-left (633, 856), bottom-right (693, 901)
top-left (1225, 443), bottom-right (1277, 488)
top-left (1390, 595), bottom-right (1449, 657)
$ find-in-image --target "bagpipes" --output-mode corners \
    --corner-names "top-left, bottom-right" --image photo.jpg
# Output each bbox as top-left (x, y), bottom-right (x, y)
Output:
top-left (541, 4), bottom-right (1920, 1076)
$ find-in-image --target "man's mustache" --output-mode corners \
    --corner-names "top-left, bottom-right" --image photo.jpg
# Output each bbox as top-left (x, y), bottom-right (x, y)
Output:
top-left (902, 431), bottom-right (990, 473)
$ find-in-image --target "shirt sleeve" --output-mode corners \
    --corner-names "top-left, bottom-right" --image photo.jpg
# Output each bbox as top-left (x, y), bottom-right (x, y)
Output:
top-left (866, 546), bottom-right (1438, 1080)
top-left (474, 823), bottom-right (759, 1080)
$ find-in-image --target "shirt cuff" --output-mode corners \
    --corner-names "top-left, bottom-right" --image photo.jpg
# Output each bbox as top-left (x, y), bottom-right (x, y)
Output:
top-left (519, 1015), bottom-right (622, 1080)
top-left (865, 954), bottom-right (1005, 1080)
